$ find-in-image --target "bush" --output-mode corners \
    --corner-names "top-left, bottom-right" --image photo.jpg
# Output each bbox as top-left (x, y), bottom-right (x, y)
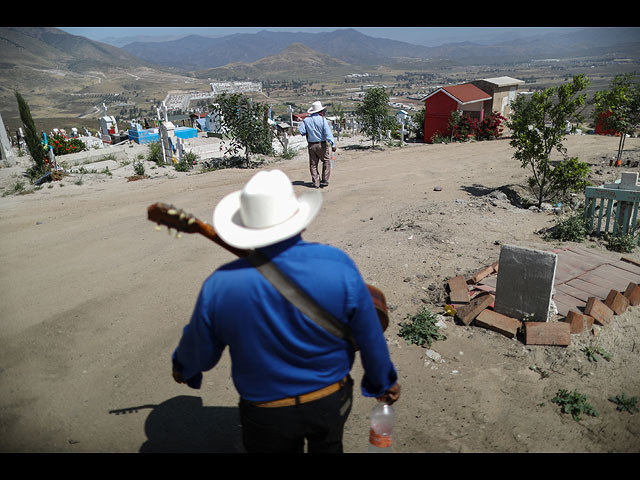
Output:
top-left (545, 210), bottom-right (588, 242)
top-left (174, 151), bottom-right (198, 172)
top-left (605, 231), bottom-right (637, 253)
top-left (475, 112), bottom-right (507, 140)
top-left (146, 142), bottom-right (164, 165)
top-left (448, 111), bottom-right (506, 142)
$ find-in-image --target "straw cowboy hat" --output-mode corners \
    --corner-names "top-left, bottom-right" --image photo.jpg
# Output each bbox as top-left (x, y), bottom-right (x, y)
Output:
top-left (307, 101), bottom-right (327, 114)
top-left (213, 170), bottom-right (322, 249)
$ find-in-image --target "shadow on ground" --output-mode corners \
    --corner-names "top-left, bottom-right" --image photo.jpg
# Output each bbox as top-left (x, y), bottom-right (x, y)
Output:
top-left (109, 395), bottom-right (244, 453)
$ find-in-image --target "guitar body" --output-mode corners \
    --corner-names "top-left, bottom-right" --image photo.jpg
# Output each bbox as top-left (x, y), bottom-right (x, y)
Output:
top-left (148, 202), bottom-right (389, 332)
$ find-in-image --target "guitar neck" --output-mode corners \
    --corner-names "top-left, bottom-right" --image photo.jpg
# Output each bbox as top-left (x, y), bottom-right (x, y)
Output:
top-left (192, 218), bottom-right (251, 258)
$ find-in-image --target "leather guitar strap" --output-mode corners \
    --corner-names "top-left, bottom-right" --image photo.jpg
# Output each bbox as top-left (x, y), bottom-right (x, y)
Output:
top-left (247, 250), bottom-right (357, 349)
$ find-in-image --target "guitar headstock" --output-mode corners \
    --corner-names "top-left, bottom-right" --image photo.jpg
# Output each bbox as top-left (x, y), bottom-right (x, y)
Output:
top-left (147, 202), bottom-right (202, 235)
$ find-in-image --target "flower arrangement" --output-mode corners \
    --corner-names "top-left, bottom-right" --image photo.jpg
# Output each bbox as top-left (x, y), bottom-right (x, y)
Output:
top-left (47, 133), bottom-right (87, 156)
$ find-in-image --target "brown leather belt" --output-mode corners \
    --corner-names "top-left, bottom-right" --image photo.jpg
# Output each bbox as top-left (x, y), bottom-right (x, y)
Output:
top-left (249, 377), bottom-right (348, 408)
top-left (307, 141), bottom-right (326, 145)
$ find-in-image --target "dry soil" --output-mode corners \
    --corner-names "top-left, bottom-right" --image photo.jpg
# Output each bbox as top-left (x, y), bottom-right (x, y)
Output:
top-left (1, 133), bottom-right (640, 453)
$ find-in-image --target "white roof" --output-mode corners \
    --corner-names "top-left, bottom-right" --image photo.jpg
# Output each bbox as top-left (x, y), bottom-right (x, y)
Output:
top-left (479, 76), bottom-right (525, 87)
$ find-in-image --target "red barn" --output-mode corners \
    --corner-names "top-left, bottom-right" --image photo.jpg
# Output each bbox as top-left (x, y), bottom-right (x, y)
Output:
top-left (422, 83), bottom-right (492, 143)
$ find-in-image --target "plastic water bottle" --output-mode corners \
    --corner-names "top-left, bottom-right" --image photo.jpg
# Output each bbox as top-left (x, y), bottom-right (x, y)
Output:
top-left (331, 154), bottom-right (336, 169)
top-left (368, 403), bottom-right (395, 453)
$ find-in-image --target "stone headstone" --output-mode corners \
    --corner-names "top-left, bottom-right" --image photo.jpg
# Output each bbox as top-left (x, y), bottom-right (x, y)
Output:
top-left (494, 245), bottom-right (557, 322)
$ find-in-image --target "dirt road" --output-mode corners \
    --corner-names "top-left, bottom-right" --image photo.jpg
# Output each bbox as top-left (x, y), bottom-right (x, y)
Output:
top-left (1, 133), bottom-right (639, 452)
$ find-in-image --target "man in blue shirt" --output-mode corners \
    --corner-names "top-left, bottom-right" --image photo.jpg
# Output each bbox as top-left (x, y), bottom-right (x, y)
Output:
top-left (298, 101), bottom-right (336, 189)
top-left (172, 169), bottom-right (400, 453)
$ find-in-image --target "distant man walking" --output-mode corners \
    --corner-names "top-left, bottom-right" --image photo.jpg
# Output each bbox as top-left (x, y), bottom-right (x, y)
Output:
top-left (298, 101), bottom-right (336, 189)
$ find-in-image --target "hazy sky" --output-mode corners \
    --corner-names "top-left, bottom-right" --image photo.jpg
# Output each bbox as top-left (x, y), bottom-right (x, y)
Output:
top-left (56, 26), bottom-right (584, 47)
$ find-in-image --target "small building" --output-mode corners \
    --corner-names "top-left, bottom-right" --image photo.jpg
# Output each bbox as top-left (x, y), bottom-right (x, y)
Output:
top-left (421, 83), bottom-right (492, 143)
top-left (471, 76), bottom-right (525, 118)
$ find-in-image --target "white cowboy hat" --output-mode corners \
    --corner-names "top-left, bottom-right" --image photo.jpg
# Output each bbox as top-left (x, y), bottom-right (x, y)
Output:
top-left (307, 101), bottom-right (327, 114)
top-left (213, 170), bottom-right (322, 249)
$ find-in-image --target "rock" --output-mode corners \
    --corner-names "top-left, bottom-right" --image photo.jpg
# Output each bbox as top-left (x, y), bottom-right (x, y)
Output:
top-left (425, 349), bottom-right (443, 363)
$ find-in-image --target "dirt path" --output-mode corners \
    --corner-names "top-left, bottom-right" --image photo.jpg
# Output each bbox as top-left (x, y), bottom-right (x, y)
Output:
top-left (1, 133), bottom-right (639, 452)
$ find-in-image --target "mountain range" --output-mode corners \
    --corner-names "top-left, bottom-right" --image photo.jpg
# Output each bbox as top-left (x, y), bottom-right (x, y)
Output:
top-left (1, 26), bottom-right (639, 120)
top-left (119, 27), bottom-right (640, 71)
top-left (2, 26), bottom-right (639, 75)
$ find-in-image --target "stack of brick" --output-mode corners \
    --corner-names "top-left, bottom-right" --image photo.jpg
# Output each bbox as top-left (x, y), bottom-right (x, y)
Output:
top-left (446, 259), bottom-right (640, 347)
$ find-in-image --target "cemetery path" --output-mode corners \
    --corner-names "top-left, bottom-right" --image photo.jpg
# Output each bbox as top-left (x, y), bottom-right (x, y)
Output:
top-left (1, 134), bottom-right (640, 453)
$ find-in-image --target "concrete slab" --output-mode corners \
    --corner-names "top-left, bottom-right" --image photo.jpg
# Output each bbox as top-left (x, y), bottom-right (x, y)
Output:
top-left (494, 245), bottom-right (557, 322)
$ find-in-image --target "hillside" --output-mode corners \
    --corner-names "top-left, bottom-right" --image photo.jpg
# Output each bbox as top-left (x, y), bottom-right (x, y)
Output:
top-left (0, 27), bottom-right (206, 118)
top-left (192, 43), bottom-right (351, 78)
top-left (0, 27), bottom-right (149, 71)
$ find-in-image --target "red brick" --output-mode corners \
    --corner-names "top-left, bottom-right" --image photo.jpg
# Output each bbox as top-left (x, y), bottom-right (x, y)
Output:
top-left (584, 297), bottom-right (614, 326)
top-left (475, 309), bottom-right (522, 338)
top-left (455, 293), bottom-right (494, 326)
top-left (624, 282), bottom-right (640, 306)
top-left (467, 265), bottom-right (495, 284)
top-left (605, 289), bottom-right (630, 315)
top-left (563, 311), bottom-right (594, 334)
top-left (448, 275), bottom-right (470, 303)
top-left (524, 322), bottom-right (571, 346)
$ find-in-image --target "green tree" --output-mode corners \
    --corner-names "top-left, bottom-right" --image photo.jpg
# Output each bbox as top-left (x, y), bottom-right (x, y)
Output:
top-left (508, 75), bottom-right (591, 209)
top-left (211, 93), bottom-right (273, 165)
top-left (15, 91), bottom-right (47, 180)
top-left (591, 73), bottom-right (640, 165)
top-left (355, 87), bottom-right (396, 147)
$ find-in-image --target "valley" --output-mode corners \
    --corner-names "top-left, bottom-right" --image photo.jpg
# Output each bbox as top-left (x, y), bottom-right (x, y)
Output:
top-left (1, 27), bottom-right (639, 134)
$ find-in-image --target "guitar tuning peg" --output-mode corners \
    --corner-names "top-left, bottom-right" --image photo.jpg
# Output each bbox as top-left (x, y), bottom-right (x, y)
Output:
top-left (176, 232), bottom-right (182, 239)
top-left (155, 225), bottom-right (162, 231)
top-left (167, 208), bottom-right (178, 216)
top-left (179, 212), bottom-right (186, 221)
top-left (187, 217), bottom-right (196, 225)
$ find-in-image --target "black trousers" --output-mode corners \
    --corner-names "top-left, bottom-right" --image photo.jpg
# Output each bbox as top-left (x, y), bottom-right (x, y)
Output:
top-left (238, 376), bottom-right (353, 453)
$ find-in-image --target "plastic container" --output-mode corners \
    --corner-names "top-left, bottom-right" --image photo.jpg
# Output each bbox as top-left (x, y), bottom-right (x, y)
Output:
top-left (368, 403), bottom-right (395, 453)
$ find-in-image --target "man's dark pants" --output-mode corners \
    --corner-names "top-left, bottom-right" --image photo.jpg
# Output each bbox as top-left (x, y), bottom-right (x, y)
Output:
top-left (238, 376), bottom-right (353, 453)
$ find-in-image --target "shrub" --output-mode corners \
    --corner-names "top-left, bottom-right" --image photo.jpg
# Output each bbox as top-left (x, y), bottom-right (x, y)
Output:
top-left (146, 142), bottom-right (164, 165)
top-left (605, 231), bottom-right (637, 253)
top-left (475, 112), bottom-right (507, 140)
top-left (545, 210), bottom-right (588, 242)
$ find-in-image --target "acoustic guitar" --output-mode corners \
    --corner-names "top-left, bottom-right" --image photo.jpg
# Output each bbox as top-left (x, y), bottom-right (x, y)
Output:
top-left (147, 202), bottom-right (389, 332)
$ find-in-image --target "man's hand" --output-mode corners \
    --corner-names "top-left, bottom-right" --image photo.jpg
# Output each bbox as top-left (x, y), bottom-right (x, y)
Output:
top-left (172, 366), bottom-right (186, 384)
top-left (332, 146), bottom-right (337, 152)
top-left (376, 383), bottom-right (401, 405)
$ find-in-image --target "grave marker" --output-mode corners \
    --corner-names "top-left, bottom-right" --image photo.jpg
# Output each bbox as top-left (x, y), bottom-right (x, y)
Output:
top-left (494, 245), bottom-right (557, 322)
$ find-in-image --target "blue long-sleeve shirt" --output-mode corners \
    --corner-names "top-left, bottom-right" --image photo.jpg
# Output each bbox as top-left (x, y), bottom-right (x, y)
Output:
top-left (172, 235), bottom-right (397, 402)
top-left (298, 113), bottom-right (335, 147)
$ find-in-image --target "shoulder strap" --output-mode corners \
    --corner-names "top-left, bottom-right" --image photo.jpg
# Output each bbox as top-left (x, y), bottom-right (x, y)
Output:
top-left (247, 250), bottom-right (356, 348)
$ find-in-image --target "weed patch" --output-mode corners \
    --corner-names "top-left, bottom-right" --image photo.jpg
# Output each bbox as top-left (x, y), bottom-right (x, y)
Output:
top-left (398, 308), bottom-right (446, 348)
